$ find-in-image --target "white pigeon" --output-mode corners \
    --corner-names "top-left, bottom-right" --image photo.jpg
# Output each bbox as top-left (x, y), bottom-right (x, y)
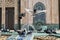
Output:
top-left (25, 8), bottom-right (46, 14)
top-left (25, 8), bottom-right (33, 13)
top-left (36, 10), bottom-right (46, 14)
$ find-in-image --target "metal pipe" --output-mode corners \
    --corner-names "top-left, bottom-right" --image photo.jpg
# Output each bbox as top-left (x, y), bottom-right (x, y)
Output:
top-left (18, 0), bottom-right (21, 30)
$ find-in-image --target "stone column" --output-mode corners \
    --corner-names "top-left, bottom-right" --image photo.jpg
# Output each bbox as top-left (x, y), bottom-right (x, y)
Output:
top-left (52, 0), bottom-right (59, 24)
top-left (2, 0), bottom-right (5, 27)
top-left (46, 0), bottom-right (52, 24)
top-left (14, 0), bottom-right (18, 25)
top-left (14, 0), bottom-right (18, 29)
top-left (21, 0), bottom-right (26, 24)
top-left (28, 0), bottom-right (33, 25)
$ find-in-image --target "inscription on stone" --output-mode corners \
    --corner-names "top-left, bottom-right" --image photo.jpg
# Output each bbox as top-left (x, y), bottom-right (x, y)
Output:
top-left (5, 0), bottom-right (15, 7)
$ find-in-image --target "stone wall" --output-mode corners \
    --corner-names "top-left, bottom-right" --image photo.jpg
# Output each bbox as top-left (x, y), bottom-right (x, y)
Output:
top-left (21, 0), bottom-right (59, 24)
top-left (0, 0), bottom-right (59, 28)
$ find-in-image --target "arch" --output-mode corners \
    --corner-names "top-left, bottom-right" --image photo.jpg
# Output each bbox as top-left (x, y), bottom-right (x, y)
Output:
top-left (33, 2), bottom-right (46, 10)
top-left (33, 2), bottom-right (46, 26)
